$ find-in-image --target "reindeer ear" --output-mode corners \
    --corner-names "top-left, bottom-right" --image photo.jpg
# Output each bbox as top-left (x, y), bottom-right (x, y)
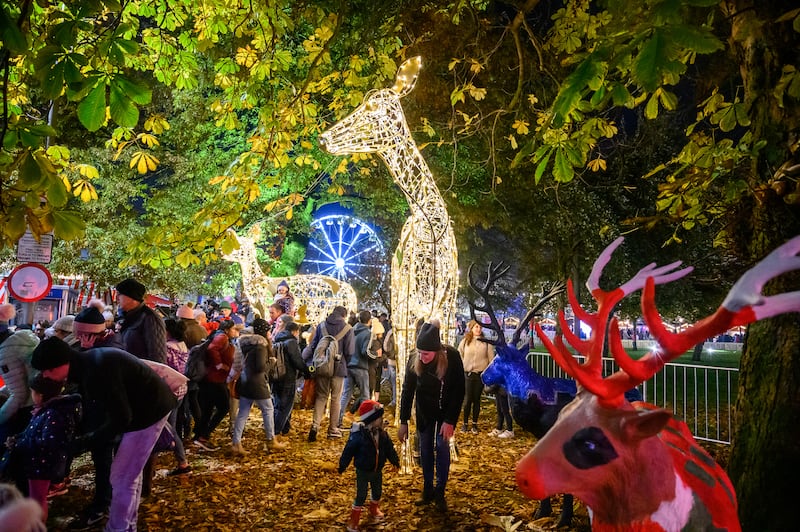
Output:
top-left (619, 408), bottom-right (671, 443)
top-left (391, 56), bottom-right (422, 96)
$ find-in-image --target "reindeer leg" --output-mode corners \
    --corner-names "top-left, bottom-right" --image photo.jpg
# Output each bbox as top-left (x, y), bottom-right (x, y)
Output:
top-left (556, 494), bottom-right (574, 528)
top-left (533, 496), bottom-right (553, 519)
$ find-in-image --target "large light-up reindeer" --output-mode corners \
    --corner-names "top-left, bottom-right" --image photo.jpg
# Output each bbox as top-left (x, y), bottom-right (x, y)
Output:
top-left (517, 236), bottom-right (800, 531)
top-left (222, 226), bottom-right (358, 324)
top-left (467, 262), bottom-right (577, 526)
top-left (319, 57), bottom-right (459, 404)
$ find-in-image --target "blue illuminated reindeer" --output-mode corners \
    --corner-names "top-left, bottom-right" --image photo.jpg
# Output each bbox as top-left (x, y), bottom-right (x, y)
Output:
top-left (466, 262), bottom-right (576, 527)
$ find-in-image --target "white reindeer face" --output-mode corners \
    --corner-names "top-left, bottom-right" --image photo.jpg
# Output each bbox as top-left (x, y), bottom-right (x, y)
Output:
top-left (319, 89), bottom-right (407, 155)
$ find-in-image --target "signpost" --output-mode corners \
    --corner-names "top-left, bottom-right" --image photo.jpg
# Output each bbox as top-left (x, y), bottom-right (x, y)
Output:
top-left (16, 230), bottom-right (53, 264)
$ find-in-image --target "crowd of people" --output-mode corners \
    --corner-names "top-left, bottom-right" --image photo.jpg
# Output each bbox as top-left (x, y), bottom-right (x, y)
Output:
top-left (0, 279), bottom-right (514, 531)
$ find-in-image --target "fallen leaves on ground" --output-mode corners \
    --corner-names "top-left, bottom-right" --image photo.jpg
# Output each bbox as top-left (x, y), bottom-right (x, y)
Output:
top-left (47, 398), bottom-right (592, 531)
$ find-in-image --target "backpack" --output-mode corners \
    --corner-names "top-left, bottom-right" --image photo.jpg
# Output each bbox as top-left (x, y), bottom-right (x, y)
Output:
top-left (367, 336), bottom-right (382, 360)
top-left (184, 334), bottom-right (215, 382)
top-left (312, 323), bottom-right (352, 378)
top-left (268, 341), bottom-right (287, 382)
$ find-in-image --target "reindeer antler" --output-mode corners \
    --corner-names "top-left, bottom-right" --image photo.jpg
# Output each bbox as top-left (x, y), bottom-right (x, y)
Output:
top-left (511, 281), bottom-right (566, 346)
top-left (467, 262), bottom-right (510, 346)
top-left (536, 236), bottom-right (800, 407)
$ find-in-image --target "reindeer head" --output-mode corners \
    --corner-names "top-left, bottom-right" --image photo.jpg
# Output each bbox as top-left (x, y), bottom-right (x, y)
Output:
top-left (319, 56), bottom-right (422, 155)
top-left (515, 236), bottom-right (800, 530)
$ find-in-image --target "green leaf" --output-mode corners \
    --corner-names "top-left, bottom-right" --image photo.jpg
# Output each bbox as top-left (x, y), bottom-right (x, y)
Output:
top-left (114, 76), bottom-right (152, 105)
top-left (3, 211), bottom-right (27, 240)
top-left (718, 106), bottom-right (737, 132)
top-left (77, 83), bottom-right (107, 131)
top-left (632, 30), bottom-right (668, 92)
top-left (46, 177), bottom-right (70, 207)
top-left (658, 89), bottom-right (678, 110)
top-left (19, 153), bottom-right (45, 190)
top-left (553, 54), bottom-right (602, 126)
top-left (534, 151), bottom-right (552, 184)
top-left (109, 82), bottom-right (139, 127)
top-left (553, 148), bottom-right (574, 182)
top-left (610, 83), bottom-right (634, 107)
top-left (0, 9), bottom-right (27, 53)
top-left (666, 25), bottom-right (723, 54)
top-left (645, 93), bottom-right (660, 119)
top-left (51, 210), bottom-right (86, 240)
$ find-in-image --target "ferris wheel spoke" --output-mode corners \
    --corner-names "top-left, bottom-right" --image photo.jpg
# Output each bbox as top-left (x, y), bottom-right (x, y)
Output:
top-left (308, 241), bottom-right (337, 263)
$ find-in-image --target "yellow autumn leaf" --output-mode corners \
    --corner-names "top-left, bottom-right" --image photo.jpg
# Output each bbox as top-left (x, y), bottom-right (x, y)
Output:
top-left (468, 86), bottom-right (487, 101)
top-left (138, 133), bottom-right (160, 148)
top-left (512, 120), bottom-right (530, 135)
top-left (507, 134), bottom-right (518, 149)
top-left (469, 59), bottom-right (482, 74)
top-left (144, 115), bottom-right (170, 134)
top-left (76, 163), bottom-right (99, 179)
top-left (285, 208), bottom-right (293, 220)
top-left (448, 58), bottom-right (460, 71)
top-left (588, 157), bottom-right (607, 172)
top-left (527, 94), bottom-right (539, 105)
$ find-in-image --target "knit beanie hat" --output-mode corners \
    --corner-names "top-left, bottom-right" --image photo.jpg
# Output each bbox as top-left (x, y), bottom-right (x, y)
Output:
top-left (116, 278), bottom-right (146, 302)
top-left (252, 318), bottom-right (269, 337)
top-left (31, 337), bottom-right (75, 370)
top-left (73, 300), bottom-right (107, 335)
top-left (176, 305), bottom-right (194, 319)
top-left (53, 315), bottom-right (75, 333)
top-left (30, 373), bottom-right (64, 401)
top-left (416, 322), bottom-right (441, 352)
top-left (358, 400), bottom-right (384, 425)
top-left (277, 280), bottom-right (290, 291)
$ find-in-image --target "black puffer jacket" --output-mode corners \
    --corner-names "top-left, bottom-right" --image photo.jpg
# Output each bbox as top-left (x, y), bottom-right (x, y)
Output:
top-left (237, 333), bottom-right (272, 400)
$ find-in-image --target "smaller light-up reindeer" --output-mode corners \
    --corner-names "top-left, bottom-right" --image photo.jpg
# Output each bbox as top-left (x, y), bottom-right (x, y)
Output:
top-left (517, 236), bottom-right (800, 531)
top-left (467, 262), bottom-right (576, 526)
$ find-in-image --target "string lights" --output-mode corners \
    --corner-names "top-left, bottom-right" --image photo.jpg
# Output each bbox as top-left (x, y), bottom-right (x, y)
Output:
top-left (320, 56), bottom-right (459, 468)
top-left (223, 226), bottom-right (358, 324)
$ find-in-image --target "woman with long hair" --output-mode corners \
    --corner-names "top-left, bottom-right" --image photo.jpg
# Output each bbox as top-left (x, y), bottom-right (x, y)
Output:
top-left (457, 321), bottom-right (494, 433)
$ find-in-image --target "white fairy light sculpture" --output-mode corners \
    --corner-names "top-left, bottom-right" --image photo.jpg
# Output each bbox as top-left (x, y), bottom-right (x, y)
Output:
top-left (222, 226), bottom-right (358, 325)
top-left (319, 55), bottom-right (459, 424)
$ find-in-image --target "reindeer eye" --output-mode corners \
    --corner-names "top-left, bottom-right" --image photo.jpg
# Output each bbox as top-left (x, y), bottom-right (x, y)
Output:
top-left (563, 426), bottom-right (618, 470)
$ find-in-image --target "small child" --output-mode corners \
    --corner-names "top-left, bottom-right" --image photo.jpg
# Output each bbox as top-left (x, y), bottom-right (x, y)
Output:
top-left (5, 374), bottom-right (82, 522)
top-left (338, 400), bottom-right (399, 532)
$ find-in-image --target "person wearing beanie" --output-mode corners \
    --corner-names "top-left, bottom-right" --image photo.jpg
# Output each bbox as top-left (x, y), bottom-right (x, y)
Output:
top-left (338, 399), bottom-right (399, 532)
top-left (74, 300), bottom-right (124, 350)
top-left (51, 315), bottom-right (79, 348)
top-left (273, 280), bottom-right (295, 317)
top-left (271, 321), bottom-right (309, 437)
top-left (301, 305), bottom-right (355, 442)
top-left (30, 337), bottom-right (176, 530)
top-left (176, 305), bottom-right (207, 349)
top-left (397, 320), bottom-right (465, 513)
top-left (0, 327), bottom-right (39, 443)
top-left (216, 300), bottom-right (243, 325)
top-left (115, 280), bottom-right (168, 364)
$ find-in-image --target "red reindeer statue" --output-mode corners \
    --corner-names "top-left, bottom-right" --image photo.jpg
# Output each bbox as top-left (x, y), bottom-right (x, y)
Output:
top-left (517, 236), bottom-right (800, 531)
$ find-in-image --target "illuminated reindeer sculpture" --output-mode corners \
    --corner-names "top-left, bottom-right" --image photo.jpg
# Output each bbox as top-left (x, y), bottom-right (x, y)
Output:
top-left (468, 262), bottom-right (577, 526)
top-left (518, 236), bottom-right (800, 531)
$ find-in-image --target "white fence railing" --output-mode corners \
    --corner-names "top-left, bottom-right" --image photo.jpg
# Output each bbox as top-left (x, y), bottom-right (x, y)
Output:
top-left (526, 352), bottom-right (738, 445)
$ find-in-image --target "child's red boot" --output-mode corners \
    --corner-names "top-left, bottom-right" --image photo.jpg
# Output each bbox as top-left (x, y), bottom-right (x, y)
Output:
top-left (346, 506), bottom-right (362, 532)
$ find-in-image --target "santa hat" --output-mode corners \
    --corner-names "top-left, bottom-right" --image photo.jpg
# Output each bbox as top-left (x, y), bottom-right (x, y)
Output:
top-left (358, 400), bottom-right (384, 425)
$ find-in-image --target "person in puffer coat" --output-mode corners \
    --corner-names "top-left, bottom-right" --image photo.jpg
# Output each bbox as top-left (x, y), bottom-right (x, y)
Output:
top-left (0, 328), bottom-right (40, 443)
top-left (338, 400), bottom-right (399, 532)
top-left (230, 320), bottom-right (286, 454)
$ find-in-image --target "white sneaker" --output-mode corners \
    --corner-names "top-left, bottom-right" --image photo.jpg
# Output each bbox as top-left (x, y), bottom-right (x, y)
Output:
top-left (498, 430), bottom-right (514, 439)
top-left (488, 429), bottom-right (501, 437)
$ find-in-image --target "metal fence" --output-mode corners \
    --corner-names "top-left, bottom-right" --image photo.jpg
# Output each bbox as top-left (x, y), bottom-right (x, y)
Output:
top-left (526, 352), bottom-right (738, 445)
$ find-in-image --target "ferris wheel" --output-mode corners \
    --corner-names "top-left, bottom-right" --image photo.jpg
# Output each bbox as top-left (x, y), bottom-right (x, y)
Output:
top-left (301, 214), bottom-right (387, 282)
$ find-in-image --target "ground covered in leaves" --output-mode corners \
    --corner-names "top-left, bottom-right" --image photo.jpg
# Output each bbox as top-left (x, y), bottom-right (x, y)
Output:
top-left (45, 393), bottom-right (593, 531)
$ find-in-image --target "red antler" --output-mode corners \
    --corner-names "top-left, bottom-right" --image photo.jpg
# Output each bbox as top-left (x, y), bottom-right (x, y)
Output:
top-left (537, 236), bottom-right (800, 407)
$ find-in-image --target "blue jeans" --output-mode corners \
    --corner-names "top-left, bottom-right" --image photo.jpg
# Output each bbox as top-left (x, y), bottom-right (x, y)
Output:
top-left (339, 367), bottom-right (370, 426)
top-left (105, 415), bottom-right (168, 532)
top-left (418, 421), bottom-right (450, 497)
top-left (233, 396), bottom-right (276, 443)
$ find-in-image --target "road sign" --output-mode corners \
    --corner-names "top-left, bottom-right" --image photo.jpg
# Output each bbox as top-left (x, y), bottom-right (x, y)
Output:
top-left (7, 263), bottom-right (53, 303)
top-left (16, 230), bottom-right (53, 264)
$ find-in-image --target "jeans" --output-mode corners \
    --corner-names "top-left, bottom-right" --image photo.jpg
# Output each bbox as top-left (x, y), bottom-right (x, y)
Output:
top-left (272, 379), bottom-right (296, 435)
top-left (495, 390), bottom-right (513, 431)
top-left (385, 363), bottom-right (397, 404)
top-left (418, 421), bottom-right (450, 497)
top-left (105, 415), bottom-right (168, 532)
top-left (195, 380), bottom-right (229, 440)
top-left (339, 368), bottom-right (370, 426)
top-left (312, 375), bottom-right (344, 433)
top-left (166, 407), bottom-right (187, 464)
top-left (233, 396), bottom-right (276, 443)
top-left (354, 468), bottom-right (383, 506)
